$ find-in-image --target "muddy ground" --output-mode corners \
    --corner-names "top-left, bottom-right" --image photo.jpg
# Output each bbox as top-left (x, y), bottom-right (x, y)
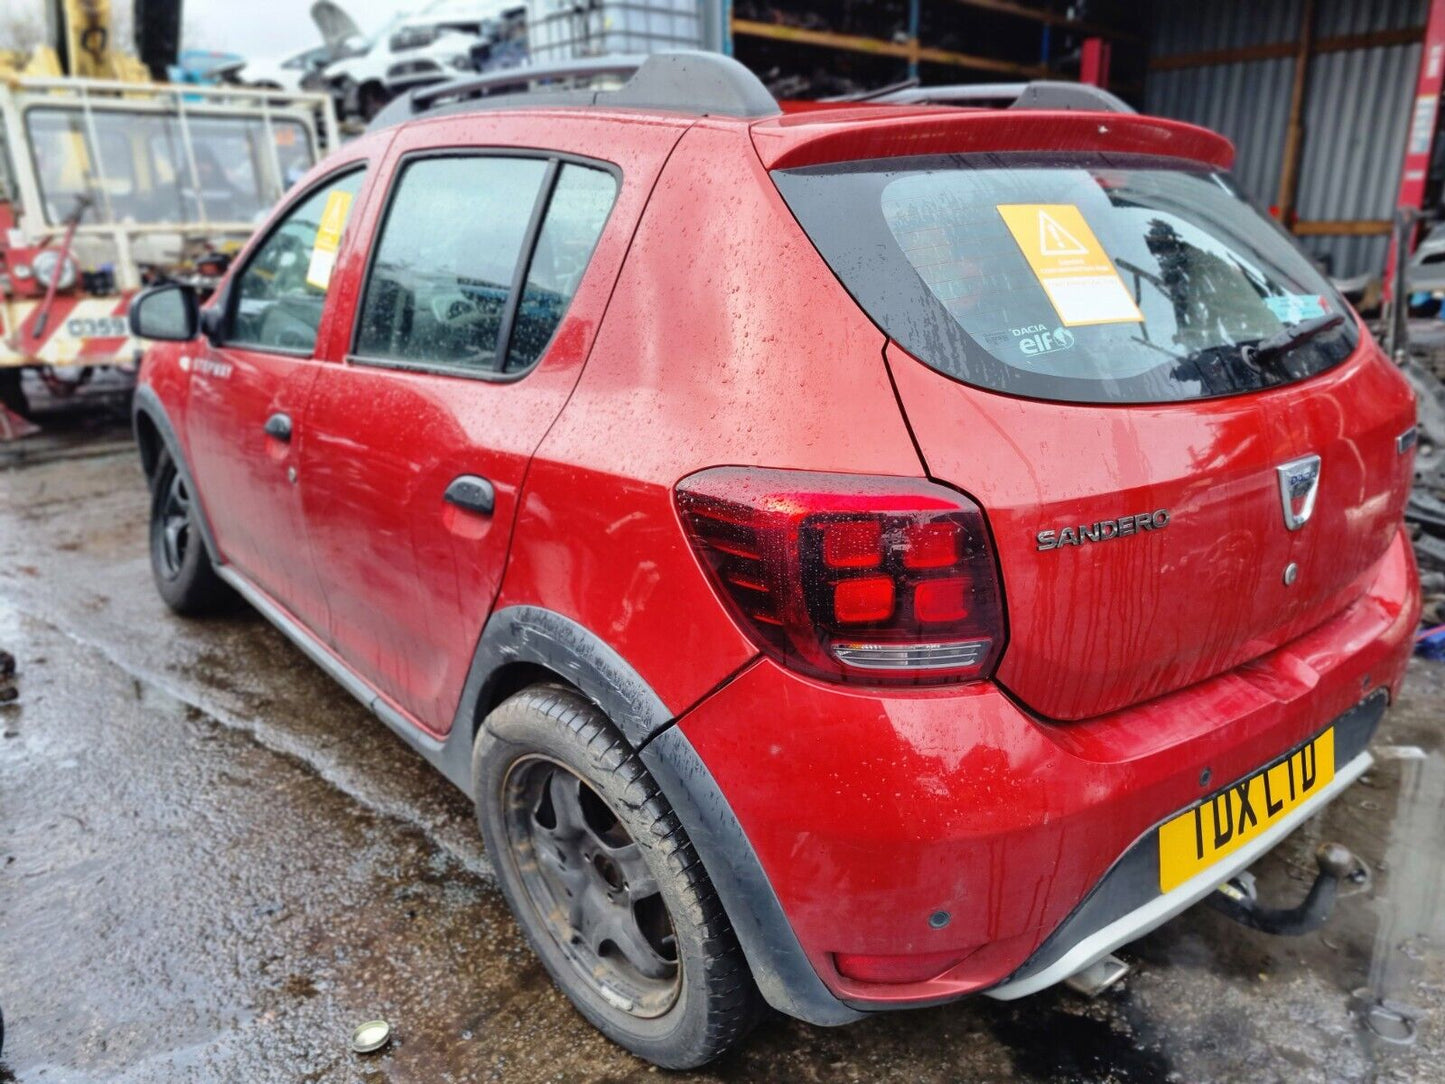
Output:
top-left (2, 434), bottom-right (1444, 1083)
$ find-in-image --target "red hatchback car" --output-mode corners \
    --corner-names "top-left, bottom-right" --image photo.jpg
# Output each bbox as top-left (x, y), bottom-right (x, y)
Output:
top-left (128, 53), bottom-right (1420, 1067)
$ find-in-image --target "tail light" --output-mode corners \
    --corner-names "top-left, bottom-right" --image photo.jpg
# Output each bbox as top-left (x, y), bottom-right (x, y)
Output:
top-left (675, 467), bottom-right (1005, 686)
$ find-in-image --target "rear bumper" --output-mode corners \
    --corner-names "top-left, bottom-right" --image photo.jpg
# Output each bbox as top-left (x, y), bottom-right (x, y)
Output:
top-left (986, 697), bottom-right (1381, 1001)
top-left (674, 526), bottom-right (1418, 1017)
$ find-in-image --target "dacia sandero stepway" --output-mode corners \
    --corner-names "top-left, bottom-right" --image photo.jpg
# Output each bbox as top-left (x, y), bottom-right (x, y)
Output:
top-left (127, 53), bottom-right (1420, 1068)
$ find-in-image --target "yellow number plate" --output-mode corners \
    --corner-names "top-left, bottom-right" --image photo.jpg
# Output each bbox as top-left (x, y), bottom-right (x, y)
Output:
top-left (1158, 728), bottom-right (1334, 893)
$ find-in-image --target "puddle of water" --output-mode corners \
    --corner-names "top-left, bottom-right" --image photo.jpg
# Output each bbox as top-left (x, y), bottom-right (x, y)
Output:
top-left (985, 994), bottom-right (1174, 1082)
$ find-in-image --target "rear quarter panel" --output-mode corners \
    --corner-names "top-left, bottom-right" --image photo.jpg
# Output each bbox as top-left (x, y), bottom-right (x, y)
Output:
top-left (501, 119), bottom-right (926, 715)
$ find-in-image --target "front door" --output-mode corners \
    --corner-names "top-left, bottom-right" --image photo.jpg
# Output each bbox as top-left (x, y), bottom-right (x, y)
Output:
top-left (185, 168), bottom-right (367, 630)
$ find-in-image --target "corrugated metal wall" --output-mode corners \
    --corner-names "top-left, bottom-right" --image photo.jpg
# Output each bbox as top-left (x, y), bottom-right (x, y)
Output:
top-left (1145, 0), bottom-right (1425, 278)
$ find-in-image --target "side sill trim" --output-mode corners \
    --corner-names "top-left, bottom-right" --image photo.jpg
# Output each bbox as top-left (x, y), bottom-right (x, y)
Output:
top-left (214, 565), bottom-right (471, 791)
top-left (210, 573), bottom-right (853, 1026)
top-left (985, 748), bottom-right (1374, 1001)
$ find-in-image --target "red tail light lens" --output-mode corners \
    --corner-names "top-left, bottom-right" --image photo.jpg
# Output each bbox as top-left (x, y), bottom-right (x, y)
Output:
top-left (675, 467), bottom-right (1005, 685)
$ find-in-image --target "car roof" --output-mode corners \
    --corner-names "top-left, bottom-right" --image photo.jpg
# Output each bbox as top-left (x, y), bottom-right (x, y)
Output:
top-left (368, 52), bottom-right (1235, 176)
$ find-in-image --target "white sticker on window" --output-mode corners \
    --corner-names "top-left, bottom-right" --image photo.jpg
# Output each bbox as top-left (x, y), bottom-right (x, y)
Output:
top-left (1263, 293), bottom-right (1328, 323)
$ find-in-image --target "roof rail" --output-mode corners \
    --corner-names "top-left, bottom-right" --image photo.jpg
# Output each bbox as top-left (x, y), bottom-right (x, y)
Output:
top-left (871, 80), bottom-right (1135, 114)
top-left (820, 77), bottom-right (921, 104)
top-left (369, 50), bottom-right (780, 131)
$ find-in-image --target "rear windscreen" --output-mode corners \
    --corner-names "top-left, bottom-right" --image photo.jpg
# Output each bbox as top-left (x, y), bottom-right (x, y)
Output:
top-left (773, 153), bottom-right (1358, 404)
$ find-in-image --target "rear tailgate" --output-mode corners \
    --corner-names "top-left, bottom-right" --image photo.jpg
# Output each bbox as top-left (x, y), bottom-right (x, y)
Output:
top-left (768, 126), bottom-right (1417, 720)
top-left (887, 337), bottom-right (1415, 719)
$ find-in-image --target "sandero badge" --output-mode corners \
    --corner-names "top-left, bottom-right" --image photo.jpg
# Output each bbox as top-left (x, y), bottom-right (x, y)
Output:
top-left (1036, 509), bottom-right (1171, 551)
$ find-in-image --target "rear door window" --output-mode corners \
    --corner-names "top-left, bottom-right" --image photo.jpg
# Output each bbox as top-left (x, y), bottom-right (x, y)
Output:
top-left (773, 152), bottom-right (1358, 404)
top-left (505, 163), bottom-right (618, 372)
top-left (354, 155), bottom-right (617, 377)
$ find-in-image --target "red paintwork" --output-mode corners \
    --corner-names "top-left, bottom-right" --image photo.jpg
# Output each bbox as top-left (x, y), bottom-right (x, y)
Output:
top-left (889, 327), bottom-right (1419, 721)
top-left (679, 528), bottom-right (1417, 1004)
top-left (296, 112), bottom-right (687, 730)
top-left (140, 93), bottom-right (1420, 1012)
top-left (750, 106), bottom-right (1235, 172)
top-left (504, 119), bottom-right (923, 712)
top-left (184, 139), bottom-right (380, 632)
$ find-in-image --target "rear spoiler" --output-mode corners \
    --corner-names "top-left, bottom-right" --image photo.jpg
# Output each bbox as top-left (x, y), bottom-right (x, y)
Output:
top-left (826, 79), bottom-right (1134, 114)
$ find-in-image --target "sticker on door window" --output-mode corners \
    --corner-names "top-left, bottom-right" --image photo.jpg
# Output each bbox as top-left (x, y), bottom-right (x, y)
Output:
top-left (306, 189), bottom-right (354, 291)
top-left (996, 204), bottom-right (1143, 328)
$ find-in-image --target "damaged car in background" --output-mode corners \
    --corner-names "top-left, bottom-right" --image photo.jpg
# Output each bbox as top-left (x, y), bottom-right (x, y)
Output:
top-left (279, 0), bottom-right (527, 121)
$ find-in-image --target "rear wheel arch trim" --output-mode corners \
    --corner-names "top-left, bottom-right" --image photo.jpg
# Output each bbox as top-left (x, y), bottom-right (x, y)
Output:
top-left (454, 606), bottom-right (672, 751)
top-left (455, 605), bottom-right (859, 1026)
top-left (132, 387), bottom-right (222, 565)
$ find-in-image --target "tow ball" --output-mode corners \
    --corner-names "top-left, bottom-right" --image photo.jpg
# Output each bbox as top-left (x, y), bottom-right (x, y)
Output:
top-left (1206, 842), bottom-right (1366, 935)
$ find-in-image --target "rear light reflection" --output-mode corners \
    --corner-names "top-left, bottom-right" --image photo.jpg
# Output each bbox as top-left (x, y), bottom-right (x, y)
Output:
top-left (833, 576), bottom-right (896, 624)
top-left (675, 467), bottom-right (1005, 686)
top-left (914, 575), bottom-right (969, 623)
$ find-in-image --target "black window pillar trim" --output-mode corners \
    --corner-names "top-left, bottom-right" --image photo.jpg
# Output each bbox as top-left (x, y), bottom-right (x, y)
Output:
top-left (494, 157), bottom-right (560, 372)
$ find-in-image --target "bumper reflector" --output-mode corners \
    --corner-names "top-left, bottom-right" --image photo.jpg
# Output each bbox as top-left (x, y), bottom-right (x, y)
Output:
top-left (835, 949), bottom-right (968, 984)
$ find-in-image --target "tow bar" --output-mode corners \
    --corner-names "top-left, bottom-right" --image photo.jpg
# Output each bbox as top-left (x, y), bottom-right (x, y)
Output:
top-left (1206, 842), bottom-right (1364, 935)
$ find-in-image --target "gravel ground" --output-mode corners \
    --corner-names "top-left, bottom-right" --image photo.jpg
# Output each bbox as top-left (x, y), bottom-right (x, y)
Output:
top-left (1, 440), bottom-right (1443, 1083)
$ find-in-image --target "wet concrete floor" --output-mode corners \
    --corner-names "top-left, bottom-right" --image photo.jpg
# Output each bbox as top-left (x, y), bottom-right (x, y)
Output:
top-left (2, 440), bottom-right (1444, 1082)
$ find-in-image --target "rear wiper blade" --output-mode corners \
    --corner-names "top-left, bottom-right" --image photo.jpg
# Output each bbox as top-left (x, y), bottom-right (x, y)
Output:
top-left (1245, 312), bottom-right (1345, 366)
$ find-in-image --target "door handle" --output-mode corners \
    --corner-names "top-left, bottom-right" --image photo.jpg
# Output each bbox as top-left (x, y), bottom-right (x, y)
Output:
top-left (263, 412), bottom-right (293, 442)
top-left (444, 474), bottom-right (495, 515)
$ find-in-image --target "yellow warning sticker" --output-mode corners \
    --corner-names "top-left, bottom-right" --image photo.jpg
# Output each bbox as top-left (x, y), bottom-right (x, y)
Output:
top-left (305, 190), bottom-right (354, 291)
top-left (996, 203), bottom-right (1142, 327)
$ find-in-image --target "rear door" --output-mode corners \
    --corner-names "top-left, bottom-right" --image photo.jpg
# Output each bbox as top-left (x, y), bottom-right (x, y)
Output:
top-left (774, 151), bottom-right (1417, 720)
top-left (295, 113), bottom-right (676, 733)
top-left (184, 166), bottom-right (367, 630)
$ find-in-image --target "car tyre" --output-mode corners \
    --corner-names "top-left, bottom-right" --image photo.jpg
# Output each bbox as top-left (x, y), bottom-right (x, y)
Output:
top-left (474, 685), bottom-right (762, 1069)
top-left (148, 449), bottom-right (231, 615)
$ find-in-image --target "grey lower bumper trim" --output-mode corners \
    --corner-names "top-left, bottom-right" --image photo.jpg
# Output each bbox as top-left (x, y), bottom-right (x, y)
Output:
top-left (986, 748), bottom-right (1372, 1001)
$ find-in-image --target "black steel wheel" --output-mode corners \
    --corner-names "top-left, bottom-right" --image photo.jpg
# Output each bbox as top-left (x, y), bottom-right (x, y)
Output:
top-left (474, 686), bottom-right (761, 1068)
top-left (156, 467), bottom-right (193, 581)
top-left (503, 755), bottom-right (682, 1018)
top-left (148, 449), bottom-right (231, 615)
